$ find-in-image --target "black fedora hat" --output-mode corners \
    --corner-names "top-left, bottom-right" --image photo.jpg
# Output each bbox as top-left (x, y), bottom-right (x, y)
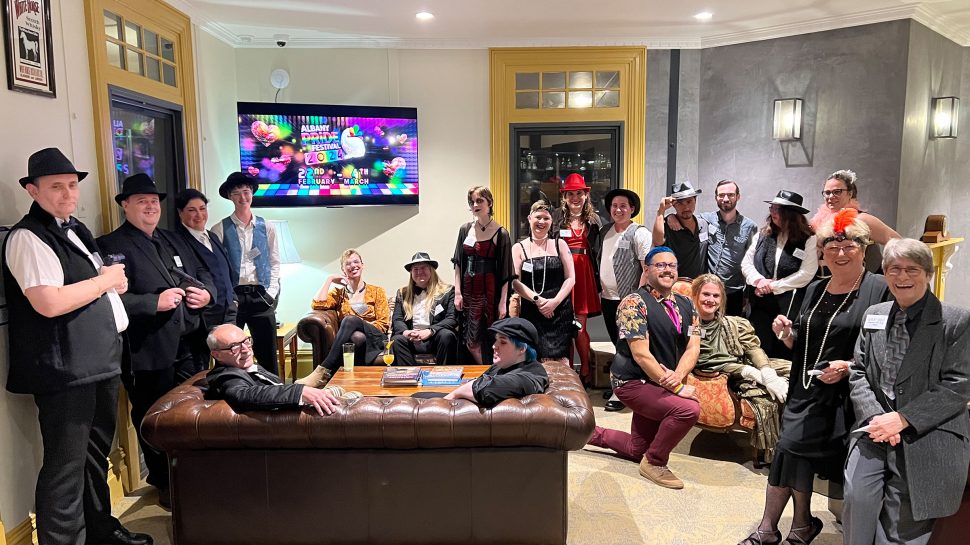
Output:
top-left (603, 188), bottom-right (641, 217)
top-left (115, 173), bottom-right (167, 204)
top-left (19, 147), bottom-right (88, 187)
top-left (488, 317), bottom-right (539, 347)
top-left (219, 172), bottom-right (260, 199)
top-left (764, 190), bottom-right (809, 214)
top-left (404, 251), bottom-right (439, 271)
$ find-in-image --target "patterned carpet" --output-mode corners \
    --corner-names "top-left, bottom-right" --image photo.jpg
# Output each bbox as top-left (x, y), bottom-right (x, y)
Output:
top-left (114, 397), bottom-right (846, 545)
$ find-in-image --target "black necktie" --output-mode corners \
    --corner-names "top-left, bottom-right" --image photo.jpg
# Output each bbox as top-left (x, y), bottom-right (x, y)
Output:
top-left (61, 217), bottom-right (80, 231)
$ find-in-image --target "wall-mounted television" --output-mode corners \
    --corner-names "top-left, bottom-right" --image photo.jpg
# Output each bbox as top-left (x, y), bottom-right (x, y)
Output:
top-left (237, 102), bottom-right (419, 207)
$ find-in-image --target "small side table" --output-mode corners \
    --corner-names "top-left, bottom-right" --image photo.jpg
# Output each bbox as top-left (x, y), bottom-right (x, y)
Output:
top-left (276, 322), bottom-right (299, 383)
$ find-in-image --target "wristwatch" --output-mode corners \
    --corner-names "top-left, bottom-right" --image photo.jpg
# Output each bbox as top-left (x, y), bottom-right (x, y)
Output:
top-left (533, 294), bottom-right (540, 302)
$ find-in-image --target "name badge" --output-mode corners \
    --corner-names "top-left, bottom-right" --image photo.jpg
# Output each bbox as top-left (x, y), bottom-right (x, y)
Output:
top-left (864, 314), bottom-right (889, 330)
top-left (708, 224), bottom-right (719, 235)
top-left (698, 230), bottom-right (709, 243)
top-left (559, 229), bottom-right (571, 238)
top-left (793, 248), bottom-right (807, 260)
top-left (173, 255), bottom-right (183, 268)
top-left (521, 261), bottom-right (534, 273)
top-left (246, 247), bottom-right (261, 260)
top-left (434, 304), bottom-right (445, 315)
top-left (617, 239), bottom-right (631, 250)
top-left (463, 232), bottom-right (477, 247)
top-left (687, 325), bottom-right (705, 338)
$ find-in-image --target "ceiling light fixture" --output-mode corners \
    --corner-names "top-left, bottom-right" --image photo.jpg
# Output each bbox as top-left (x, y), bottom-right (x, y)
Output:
top-left (694, 11), bottom-right (713, 21)
top-left (415, 11), bottom-right (435, 21)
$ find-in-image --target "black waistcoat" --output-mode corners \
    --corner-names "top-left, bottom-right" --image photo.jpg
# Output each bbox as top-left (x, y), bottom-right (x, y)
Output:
top-left (753, 233), bottom-right (806, 279)
top-left (2, 203), bottom-right (121, 394)
top-left (611, 288), bottom-right (693, 381)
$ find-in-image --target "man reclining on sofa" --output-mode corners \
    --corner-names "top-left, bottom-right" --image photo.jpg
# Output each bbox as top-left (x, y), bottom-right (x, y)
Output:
top-left (205, 323), bottom-right (349, 415)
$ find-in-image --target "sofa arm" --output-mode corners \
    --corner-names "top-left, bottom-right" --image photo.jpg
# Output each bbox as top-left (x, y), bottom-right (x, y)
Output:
top-left (297, 310), bottom-right (339, 367)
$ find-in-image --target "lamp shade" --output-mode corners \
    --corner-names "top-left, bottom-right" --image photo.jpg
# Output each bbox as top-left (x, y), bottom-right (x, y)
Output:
top-left (772, 98), bottom-right (803, 141)
top-left (268, 220), bottom-right (302, 264)
top-left (931, 97), bottom-right (959, 139)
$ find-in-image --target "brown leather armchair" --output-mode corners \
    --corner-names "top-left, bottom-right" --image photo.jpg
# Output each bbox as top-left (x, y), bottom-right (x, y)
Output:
top-left (296, 309), bottom-right (339, 368)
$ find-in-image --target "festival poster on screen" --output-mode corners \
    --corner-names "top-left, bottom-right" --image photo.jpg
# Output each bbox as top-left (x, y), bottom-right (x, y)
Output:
top-left (238, 110), bottom-right (419, 207)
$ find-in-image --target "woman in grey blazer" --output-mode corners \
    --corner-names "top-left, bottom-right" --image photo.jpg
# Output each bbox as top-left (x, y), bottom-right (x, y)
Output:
top-left (845, 238), bottom-right (970, 545)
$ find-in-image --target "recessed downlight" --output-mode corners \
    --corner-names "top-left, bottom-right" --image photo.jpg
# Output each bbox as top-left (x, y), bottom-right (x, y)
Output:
top-left (694, 11), bottom-right (713, 21)
top-left (416, 11), bottom-right (435, 21)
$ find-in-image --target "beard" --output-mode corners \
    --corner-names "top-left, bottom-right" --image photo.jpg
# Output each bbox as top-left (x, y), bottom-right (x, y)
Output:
top-left (717, 201), bottom-right (736, 213)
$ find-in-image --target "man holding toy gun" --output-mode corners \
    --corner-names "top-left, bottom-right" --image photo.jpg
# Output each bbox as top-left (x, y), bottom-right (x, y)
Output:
top-left (98, 173), bottom-right (215, 508)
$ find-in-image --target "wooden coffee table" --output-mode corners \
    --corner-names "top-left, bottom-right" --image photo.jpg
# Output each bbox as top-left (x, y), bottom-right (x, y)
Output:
top-left (327, 365), bottom-right (489, 396)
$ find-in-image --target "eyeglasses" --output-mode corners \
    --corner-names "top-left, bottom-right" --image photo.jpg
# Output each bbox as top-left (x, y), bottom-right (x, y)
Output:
top-left (885, 266), bottom-right (925, 277)
top-left (821, 188), bottom-right (846, 197)
top-left (650, 262), bottom-right (678, 270)
top-left (823, 244), bottom-right (860, 255)
top-left (215, 336), bottom-right (253, 355)
top-left (716, 193), bottom-right (737, 200)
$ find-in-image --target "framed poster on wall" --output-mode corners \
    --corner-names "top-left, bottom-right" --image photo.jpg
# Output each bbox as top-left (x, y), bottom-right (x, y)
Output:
top-left (3, 0), bottom-right (56, 97)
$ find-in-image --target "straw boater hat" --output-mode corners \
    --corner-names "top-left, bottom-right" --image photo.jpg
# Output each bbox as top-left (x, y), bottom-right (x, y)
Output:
top-left (764, 190), bottom-right (810, 214)
top-left (19, 147), bottom-right (88, 187)
top-left (404, 251), bottom-right (438, 271)
top-left (114, 173), bottom-right (166, 204)
top-left (670, 181), bottom-right (702, 200)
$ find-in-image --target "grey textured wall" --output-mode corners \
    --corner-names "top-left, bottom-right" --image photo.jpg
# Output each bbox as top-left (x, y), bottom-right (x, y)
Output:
top-left (645, 50), bottom-right (671, 213)
top-left (896, 22), bottom-right (967, 238)
top-left (695, 21), bottom-right (910, 227)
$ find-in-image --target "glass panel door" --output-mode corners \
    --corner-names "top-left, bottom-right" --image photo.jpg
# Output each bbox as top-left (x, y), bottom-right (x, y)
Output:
top-left (510, 124), bottom-right (621, 241)
top-left (110, 90), bottom-right (186, 229)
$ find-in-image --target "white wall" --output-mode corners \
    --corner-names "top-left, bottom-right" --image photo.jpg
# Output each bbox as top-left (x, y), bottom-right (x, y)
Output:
top-left (0, 0), bottom-right (102, 525)
top-left (193, 43), bottom-right (489, 325)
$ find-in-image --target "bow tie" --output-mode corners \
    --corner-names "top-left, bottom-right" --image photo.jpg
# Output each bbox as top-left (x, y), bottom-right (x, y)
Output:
top-left (60, 217), bottom-right (80, 232)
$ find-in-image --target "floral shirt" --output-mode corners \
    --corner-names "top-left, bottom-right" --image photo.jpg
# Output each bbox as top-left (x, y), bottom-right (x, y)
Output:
top-left (617, 286), bottom-right (690, 342)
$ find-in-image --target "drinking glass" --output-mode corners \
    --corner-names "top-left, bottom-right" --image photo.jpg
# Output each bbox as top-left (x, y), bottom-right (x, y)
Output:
top-left (342, 342), bottom-right (355, 372)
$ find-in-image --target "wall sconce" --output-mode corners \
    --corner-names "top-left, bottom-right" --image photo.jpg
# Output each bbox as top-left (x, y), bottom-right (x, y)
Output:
top-left (772, 98), bottom-right (803, 141)
top-left (931, 97), bottom-right (959, 139)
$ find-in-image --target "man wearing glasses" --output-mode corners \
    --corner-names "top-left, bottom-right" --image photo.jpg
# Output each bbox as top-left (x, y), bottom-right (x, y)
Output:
top-left (211, 172), bottom-right (282, 375)
top-left (697, 180), bottom-right (758, 316)
top-left (586, 247), bottom-right (701, 489)
top-left (205, 324), bottom-right (343, 415)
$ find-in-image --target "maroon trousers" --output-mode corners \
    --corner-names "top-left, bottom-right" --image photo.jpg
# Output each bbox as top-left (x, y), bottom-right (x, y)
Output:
top-left (590, 379), bottom-right (700, 466)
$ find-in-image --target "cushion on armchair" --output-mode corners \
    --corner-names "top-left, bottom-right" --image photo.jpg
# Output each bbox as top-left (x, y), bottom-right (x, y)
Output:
top-left (688, 372), bottom-right (737, 429)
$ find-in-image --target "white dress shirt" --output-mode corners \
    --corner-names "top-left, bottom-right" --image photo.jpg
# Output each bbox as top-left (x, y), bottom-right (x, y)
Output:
top-left (741, 232), bottom-right (819, 294)
top-left (5, 224), bottom-right (128, 333)
top-left (183, 224), bottom-right (212, 252)
top-left (211, 213), bottom-right (281, 299)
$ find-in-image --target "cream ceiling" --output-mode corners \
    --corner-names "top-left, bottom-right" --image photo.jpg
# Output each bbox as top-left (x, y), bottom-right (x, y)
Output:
top-left (168, 0), bottom-right (970, 48)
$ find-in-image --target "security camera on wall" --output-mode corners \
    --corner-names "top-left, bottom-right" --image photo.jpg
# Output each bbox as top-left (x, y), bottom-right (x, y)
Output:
top-left (273, 34), bottom-right (289, 47)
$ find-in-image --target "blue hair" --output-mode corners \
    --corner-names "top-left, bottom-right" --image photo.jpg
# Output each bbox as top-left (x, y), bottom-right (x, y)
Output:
top-left (511, 339), bottom-right (538, 361)
top-left (645, 245), bottom-right (674, 265)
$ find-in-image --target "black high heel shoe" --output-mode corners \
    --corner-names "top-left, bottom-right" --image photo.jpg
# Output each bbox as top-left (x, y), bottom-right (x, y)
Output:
top-left (738, 529), bottom-right (782, 545)
top-left (782, 516), bottom-right (822, 545)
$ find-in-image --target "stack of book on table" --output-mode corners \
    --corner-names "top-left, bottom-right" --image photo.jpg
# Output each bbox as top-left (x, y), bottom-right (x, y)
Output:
top-left (421, 367), bottom-right (464, 386)
top-left (381, 367), bottom-right (423, 386)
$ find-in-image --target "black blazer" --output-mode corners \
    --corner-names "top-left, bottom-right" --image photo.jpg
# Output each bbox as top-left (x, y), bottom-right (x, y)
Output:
top-left (97, 222), bottom-right (216, 372)
top-left (204, 364), bottom-right (303, 411)
top-left (392, 286), bottom-right (458, 336)
top-left (175, 223), bottom-right (237, 328)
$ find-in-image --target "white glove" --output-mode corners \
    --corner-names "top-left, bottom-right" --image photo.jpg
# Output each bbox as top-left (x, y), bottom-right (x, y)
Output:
top-left (739, 365), bottom-right (761, 383)
top-left (760, 367), bottom-right (789, 403)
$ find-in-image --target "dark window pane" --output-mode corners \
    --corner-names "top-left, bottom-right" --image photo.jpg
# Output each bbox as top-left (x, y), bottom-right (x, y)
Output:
top-left (542, 72), bottom-right (565, 89)
top-left (147, 57), bottom-right (160, 81)
top-left (144, 29), bottom-right (159, 55)
top-left (515, 91), bottom-right (539, 109)
top-left (160, 37), bottom-right (175, 62)
top-left (162, 63), bottom-right (177, 86)
top-left (515, 72), bottom-right (539, 90)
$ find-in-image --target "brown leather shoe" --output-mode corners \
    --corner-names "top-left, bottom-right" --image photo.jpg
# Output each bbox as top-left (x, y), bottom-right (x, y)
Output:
top-left (296, 366), bottom-right (333, 388)
top-left (638, 459), bottom-right (684, 489)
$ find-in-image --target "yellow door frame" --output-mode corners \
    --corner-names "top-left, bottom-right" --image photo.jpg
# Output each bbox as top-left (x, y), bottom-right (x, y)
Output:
top-left (489, 47), bottom-right (647, 226)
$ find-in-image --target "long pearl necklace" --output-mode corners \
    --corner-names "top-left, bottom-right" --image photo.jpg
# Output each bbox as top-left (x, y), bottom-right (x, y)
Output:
top-left (528, 235), bottom-right (549, 298)
top-left (801, 270), bottom-right (864, 389)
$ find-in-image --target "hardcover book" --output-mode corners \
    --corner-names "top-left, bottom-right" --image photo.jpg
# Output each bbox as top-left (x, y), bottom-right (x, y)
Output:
top-left (421, 367), bottom-right (464, 386)
top-left (381, 367), bottom-right (423, 386)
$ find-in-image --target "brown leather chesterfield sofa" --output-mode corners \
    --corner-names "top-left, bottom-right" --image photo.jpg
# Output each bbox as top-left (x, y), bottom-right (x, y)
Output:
top-left (297, 309), bottom-right (340, 368)
top-left (142, 361), bottom-right (594, 545)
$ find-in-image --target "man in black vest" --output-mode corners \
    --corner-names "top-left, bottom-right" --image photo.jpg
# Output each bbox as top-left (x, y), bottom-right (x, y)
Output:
top-left (97, 174), bottom-right (214, 508)
top-left (175, 189), bottom-right (237, 362)
top-left (652, 181), bottom-right (709, 280)
top-left (3, 148), bottom-right (153, 545)
top-left (586, 246), bottom-right (701, 490)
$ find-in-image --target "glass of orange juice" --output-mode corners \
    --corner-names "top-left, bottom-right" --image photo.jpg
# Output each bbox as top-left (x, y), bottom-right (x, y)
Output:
top-left (383, 340), bottom-right (394, 366)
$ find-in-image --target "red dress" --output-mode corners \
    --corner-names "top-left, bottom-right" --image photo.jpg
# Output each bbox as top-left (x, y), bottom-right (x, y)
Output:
top-left (563, 224), bottom-right (601, 316)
